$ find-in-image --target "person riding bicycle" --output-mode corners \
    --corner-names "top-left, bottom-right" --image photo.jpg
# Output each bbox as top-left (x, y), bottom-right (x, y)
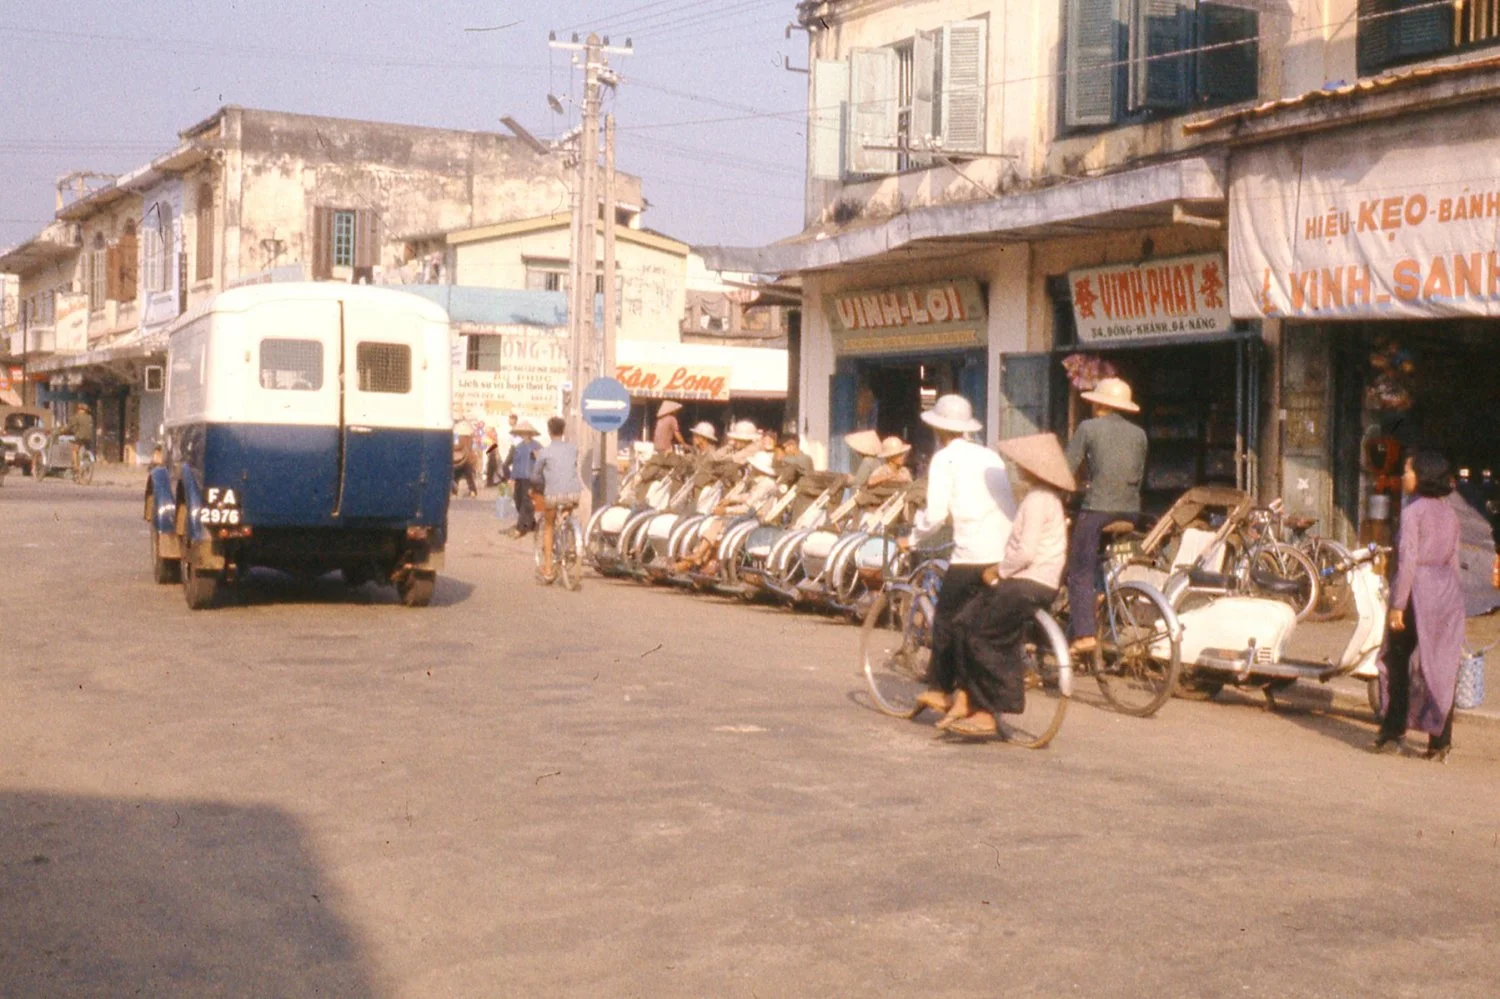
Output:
top-left (941, 433), bottom-right (1076, 738)
top-left (902, 394), bottom-right (1018, 721)
top-left (61, 403), bottom-right (94, 475)
top-left (1063, 377), bottom-right (1147, 656)
top-left (531, 416), bottom-right (582, 585)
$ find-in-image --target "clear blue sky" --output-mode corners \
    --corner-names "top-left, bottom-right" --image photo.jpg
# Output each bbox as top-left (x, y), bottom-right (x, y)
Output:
top-left (0, 0), bottom-right (809, 252)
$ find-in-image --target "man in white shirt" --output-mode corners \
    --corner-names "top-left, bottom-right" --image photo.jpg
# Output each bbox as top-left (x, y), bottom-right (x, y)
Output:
top-left (904, 394), bottom-right (1017, 720)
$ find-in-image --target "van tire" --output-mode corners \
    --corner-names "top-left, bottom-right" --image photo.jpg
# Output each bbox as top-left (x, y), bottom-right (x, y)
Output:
top-left (151, 519), bottom-right (181, 584)
top-left (183, 557), bottom-right (219, 610)
top-left (399, 572), bottom-right (435, 607)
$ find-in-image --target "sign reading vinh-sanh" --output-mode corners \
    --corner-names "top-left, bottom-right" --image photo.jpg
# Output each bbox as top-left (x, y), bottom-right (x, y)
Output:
top-left (1069, 254), bottom-right (1230, 344)
top-left (1230, 104), bottom-right (1500, 320)
top-left (824, 279), bottom-right (987, 356)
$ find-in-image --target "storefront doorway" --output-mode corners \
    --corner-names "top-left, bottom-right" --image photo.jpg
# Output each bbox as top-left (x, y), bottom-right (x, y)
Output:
top-left (830, 349), bottom-right (986, 474)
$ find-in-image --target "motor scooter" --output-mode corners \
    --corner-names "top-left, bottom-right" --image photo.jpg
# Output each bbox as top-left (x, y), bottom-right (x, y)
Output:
top-left (1158, 544), bottom-right (1388, 707)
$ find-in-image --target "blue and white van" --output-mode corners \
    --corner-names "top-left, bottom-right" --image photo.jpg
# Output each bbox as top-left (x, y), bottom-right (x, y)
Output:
top-left (145, 283), bottom-right (452, 608)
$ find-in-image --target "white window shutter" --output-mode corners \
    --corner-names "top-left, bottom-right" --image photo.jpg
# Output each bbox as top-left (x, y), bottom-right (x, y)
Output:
top-left (846, 47), bottom-right (898, 175)
top-left (811, 59), bottom-right (850, 181)
top-left (1130, 0), bottom-right (1195, 112)
top-left (911, 29), bottom-right (939, 165)
top-left (1067, 0), bottom-right (1119, 127)
top-left (939, 19), bottom-right (987, 155)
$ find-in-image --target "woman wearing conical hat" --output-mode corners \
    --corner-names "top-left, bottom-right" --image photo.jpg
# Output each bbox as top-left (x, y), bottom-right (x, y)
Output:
top-left (940, 433), bottom-right (1076, 738)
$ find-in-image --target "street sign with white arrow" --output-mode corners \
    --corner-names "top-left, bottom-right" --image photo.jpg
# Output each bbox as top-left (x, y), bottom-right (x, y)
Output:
top-left (579, 377), bottom-right (632, 433)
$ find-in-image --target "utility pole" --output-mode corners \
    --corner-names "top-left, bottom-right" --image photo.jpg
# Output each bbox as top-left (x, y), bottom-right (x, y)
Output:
top-left (548, 31), bottom-right (630, 498)
top-left (598, 113), bottom-right (618, 507)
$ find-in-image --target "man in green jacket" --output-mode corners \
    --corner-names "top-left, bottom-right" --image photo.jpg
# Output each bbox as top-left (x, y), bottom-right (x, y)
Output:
top-left (1064, 378), bottom-right (1147, 653)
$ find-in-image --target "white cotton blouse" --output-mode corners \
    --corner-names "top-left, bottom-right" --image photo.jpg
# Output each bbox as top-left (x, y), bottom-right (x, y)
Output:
top-left (913, 438), bottom-right (1017, 565)
top-left (994, 487), bottom-right (1069, 590)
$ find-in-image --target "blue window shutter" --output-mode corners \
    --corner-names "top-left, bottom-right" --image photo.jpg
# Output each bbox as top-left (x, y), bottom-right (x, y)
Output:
top-left (1066, 0), bottom-right (1120, 127)
top-left (939, 19), bottom-right (987, 155)
top-left (999, 353), bottom-right (1052, 440)
top-left (1131, 0), bottom-right (1195, 112)
top-left (846, 48), bottom-right (899, 175)
top-left (811, 59), bottom-right (850, 181)
top-left (1197, 3), bottom-right (1258, 106)
top-left (959, 352), bottom-right (989, 435)
top-left (829, 371), bottom-right (859, 473)
top-left (1390, 0), bottom-right (1453, 60)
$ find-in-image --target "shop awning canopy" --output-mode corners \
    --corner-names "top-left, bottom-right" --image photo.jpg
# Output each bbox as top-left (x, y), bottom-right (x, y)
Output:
top-left (28, 330), bottom-right (168, 374)
top-left (698, 155), bottom-right (1226, 275)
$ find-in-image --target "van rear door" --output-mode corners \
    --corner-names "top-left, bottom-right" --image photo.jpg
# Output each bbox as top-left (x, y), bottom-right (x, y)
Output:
top-left (336, 296), bottom-right (429, 521)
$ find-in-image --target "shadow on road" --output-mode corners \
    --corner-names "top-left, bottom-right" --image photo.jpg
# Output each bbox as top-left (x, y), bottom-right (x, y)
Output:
top-left (1210, 683), bottom-right (1381, 753)
top-left (0, 792), bottom-right (383, 997)
top-left (224, 568), bottom-right (476, 609)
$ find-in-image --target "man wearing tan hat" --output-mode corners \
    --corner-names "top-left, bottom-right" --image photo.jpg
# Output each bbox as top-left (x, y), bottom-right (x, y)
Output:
top-left (653, 401), bottom-right (686, 454)
top-left (1064, 376), bottom-right (1148, 653)
top-left (503, 420), bottom-right (543, 537)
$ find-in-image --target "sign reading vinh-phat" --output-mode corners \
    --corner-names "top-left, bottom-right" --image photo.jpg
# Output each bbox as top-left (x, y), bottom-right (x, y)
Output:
top-left (1069, 254), bottom-right (1230, 343)
top-left (824, 279), bottom-right (987, 355)
top-left (1230, 105), bottom-right (1500, 320)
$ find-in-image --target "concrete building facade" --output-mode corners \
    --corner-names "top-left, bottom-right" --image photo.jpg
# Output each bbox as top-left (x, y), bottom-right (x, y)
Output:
top-left (708, 0), bottom-right (1500, 534)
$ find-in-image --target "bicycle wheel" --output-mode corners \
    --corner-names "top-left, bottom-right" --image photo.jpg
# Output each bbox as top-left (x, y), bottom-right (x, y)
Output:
top-left (861, 587), bottom-right (929, 718)
top-left (532, 526), bottom-right (551, 583)
top-left (560, 519), bottom-right (583, 591)
top-left (77, 450), bottom-right (95, 485)
top-left (1094, 581), bottom-right (1182, 717)
top-left (997, 610), bottom-right (1071, 749)
top-left (1250, 542), bottom-right (1319, 621)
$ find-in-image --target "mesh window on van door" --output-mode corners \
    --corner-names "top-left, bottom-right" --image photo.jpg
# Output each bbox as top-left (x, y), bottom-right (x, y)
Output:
top-left (260, 338), bottom-right (324, 391)
top-left (356, 342), bottom-right (411, 394)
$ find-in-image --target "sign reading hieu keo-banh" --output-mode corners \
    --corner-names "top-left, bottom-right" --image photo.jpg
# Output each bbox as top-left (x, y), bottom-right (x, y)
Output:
top-left (1230, 104), bottom-right (1500, 320)
top-left (824, 279), bottom-right (988, 355)
top-left (1068, 254), bottom-right (1231, 344)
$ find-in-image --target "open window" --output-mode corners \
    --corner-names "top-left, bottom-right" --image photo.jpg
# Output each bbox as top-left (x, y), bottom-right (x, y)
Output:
top-left (811, 17), bottom-right (988, 180)
top-left (1064, 0), bottom-right (1258, 130)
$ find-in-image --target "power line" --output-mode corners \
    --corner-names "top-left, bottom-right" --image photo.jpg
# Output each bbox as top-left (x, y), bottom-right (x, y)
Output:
top-left (612, 0), bottom-right (783, 37)
top-left (629, 0), bottom-right (787, 41)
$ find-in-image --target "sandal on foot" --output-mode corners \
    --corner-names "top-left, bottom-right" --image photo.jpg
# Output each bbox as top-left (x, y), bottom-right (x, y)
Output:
top-left (914, 690), bottom-right (951, 715)
top-left (946, 714), bottom-right (999, 738)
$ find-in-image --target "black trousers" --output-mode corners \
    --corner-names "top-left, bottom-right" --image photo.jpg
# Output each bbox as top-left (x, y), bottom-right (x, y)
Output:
top-left (513, 477), bottom-right (537, 534)
top-left (1381, 599), bottom-right (1455, 750)
top-left (956, 579), bottom-right (1058, 715)
top-left (1066, 510), bottom-right (1134, 639)
top-left (926, 564), bottom-right (990, 694)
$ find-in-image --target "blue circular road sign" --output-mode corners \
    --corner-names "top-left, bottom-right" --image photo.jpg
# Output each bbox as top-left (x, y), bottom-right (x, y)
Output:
top-left (580, 377), bottom-right (632, 433)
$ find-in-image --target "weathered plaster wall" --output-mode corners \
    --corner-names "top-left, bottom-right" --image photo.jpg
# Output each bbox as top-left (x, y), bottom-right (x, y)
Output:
top-left (453, 227), bottom-right (688, 344)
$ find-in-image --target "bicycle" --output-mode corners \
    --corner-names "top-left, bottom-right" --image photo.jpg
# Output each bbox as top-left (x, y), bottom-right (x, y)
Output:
top-left (860, 548), bottom-right (1073, 749)
top-left (30, 433), bottom-right (95, 485)
top-left (534, 500), bottom-right (584, 591)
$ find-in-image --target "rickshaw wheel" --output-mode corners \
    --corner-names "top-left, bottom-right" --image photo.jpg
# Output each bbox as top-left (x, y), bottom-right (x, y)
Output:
top-left (1094, 583), bottom-right (1182, 717)
top-left (861, 589), bottom-right (926, 718)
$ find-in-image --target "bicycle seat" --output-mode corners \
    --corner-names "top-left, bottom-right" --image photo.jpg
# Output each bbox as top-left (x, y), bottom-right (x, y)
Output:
top-left (1186, 566), bottom-right (1238, 590)
top-left (1101, 520), bottom-right (1137, 538)
top-left (1249, 565), bottom-right (1305, 597)
top-left (1286, 515), bottom-right (1317, 531)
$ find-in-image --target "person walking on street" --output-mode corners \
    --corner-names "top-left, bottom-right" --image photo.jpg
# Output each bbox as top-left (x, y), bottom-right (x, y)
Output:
top-left (903, 394), bottom-right (1018, 720)
top-left (505, 420), bottom-right (542, 537)
top-left (653, 401), bottom-right (686, 454)
top-left (532, 416), bottom-right (583, 584)
top-left (452, 427), bottom-right (479, 498)
top-left (1063, 377), bottom-right (1148, 655)
top-left (62, 403), bottom-right (94, 475)
top-left (943, 434), bottom-right (1075, 737)
top-left (1375, 449), bottom-right (1467, 761)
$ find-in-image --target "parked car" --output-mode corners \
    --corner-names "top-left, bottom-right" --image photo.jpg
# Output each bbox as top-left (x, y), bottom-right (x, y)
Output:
top-left (0, 405), bottom-right (54, 476)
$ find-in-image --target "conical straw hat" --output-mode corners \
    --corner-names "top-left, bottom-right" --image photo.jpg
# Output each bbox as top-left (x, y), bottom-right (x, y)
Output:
top-left (997, 433), bottom-right (1076, 492)
top-left (843, 429), bottom-right (882, 457)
